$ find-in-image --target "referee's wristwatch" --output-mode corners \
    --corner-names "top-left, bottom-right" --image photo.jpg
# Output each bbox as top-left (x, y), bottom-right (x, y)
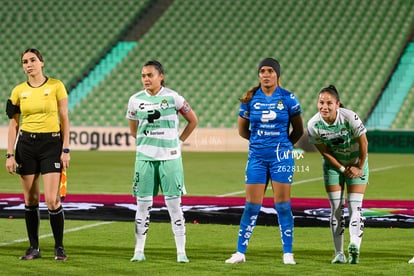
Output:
top-left (62, 148), bottom-right (70, 154)
top-left (5, 153), bottom-right (14, 158)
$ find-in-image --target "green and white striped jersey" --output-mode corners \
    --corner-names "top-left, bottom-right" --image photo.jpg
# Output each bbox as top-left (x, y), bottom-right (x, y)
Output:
top-left (307, 108), bottom-right (367, 166)
top-left (126, 87), bottom-right (186, 161)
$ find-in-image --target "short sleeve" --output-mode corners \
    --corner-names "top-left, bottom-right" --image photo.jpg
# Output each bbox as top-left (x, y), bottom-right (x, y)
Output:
top-left (348, 111), bottom-right (367, 138)
top-left (287, 93), bottom-right (302, 117)
top-left (56, 80), bottom-right (68, 101)
top-left (238, 102), bottom-right (250, 119)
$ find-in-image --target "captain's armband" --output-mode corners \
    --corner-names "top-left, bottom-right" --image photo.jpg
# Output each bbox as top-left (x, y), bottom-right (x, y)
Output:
top-left (178, 101), bottom-right (192, 115)
top-left (6, 99), bottom-right (20, 119)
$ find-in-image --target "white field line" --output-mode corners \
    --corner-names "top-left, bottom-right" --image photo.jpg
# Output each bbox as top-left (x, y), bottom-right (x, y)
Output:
top-left (218, 163), bottom-right (414, 197)
top-left (0, 221), bottom-right (114, 246)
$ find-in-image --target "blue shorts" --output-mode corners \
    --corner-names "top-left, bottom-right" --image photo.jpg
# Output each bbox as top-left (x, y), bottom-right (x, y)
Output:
top-left (245, 156), bottom-right (294, 184)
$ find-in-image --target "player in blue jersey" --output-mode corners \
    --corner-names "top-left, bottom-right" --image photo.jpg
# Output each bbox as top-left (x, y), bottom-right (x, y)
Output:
top-left (225, 58), bottom-right (304, 265)
top-left (307, 85), bottom-right (368, 264)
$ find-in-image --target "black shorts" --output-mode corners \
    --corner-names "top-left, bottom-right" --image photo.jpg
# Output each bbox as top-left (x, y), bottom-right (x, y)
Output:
top-left (15, 130), bottom-right (63, 175)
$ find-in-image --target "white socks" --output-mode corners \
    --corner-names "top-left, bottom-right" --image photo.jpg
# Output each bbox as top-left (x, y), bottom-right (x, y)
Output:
top-left (328, 191), bottom-right (345, 254)
top-left (348, 193), bottom-right (364, 248)
top-left (134, 196), bottom-right (153, 254)
top-left (165, 196), bottom-right (186, 255)
top-left (328, 191), bottom-right (364, 253)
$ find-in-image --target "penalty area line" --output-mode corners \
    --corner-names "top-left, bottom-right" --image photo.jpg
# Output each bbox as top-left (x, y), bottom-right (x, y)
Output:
top-left (0, 221), bottom-right (114, 247)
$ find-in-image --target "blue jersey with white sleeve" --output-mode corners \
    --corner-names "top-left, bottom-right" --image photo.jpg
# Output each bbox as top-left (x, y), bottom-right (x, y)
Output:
top-left (239, 87), bottom-right (302, 161)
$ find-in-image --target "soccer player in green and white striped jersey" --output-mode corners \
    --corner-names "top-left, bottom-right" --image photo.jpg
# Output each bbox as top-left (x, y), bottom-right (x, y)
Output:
top-left (126, 60), bottom-right (198, 263)
top-left (307, 85), bottom-right (368, 265)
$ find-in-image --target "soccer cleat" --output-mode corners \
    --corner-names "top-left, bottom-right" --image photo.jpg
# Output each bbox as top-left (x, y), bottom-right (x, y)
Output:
top-left (54, 246), bottom-right (67, 261)
top-left (348, 243), bottom-right (359, 264)
top-left (130, 252), bottom-right (146, 262)
top-left (177, 254), bottom-right (189, 263)
top-left (408, 256), bottom-right (414, 264)
top-left (283, 253), bottom-right (296, 265)
top-left (19, 246), bottom-right (41, 260)
top-left (331, 252), bottom-right (347, 264)
top-left (225, 252), bottom-right (246, 264)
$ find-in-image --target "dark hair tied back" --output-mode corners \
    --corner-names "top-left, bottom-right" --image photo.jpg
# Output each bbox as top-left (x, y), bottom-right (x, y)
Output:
top-left (21, 48), bottom-right (44, 62)
top-left (143, 60), bottom-right (165, 86)
top-left (144, 60), bottom-right (164, 75)
top-left (319, 84), bottom-right (344, 107)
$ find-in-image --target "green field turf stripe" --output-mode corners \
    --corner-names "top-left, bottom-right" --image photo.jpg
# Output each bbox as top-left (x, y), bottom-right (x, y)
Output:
top-left (0, 221), bottom-right (113, 246)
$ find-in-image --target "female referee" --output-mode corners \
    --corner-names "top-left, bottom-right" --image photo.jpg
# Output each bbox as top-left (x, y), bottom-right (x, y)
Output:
top-left (225, 58), bottom-right (304, 265)
top-left (5, 48), bottom-right (70, 261)
top-left (307, 85), bottom-right (368, 264)
top-left (126, 60), bottom-right (198, 263)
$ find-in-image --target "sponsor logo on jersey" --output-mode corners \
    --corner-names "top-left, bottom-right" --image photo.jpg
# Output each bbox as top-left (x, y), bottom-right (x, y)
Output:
top-left (261, 110), bottom-right (277, 122)
top-left (22, 91), bottom-right (32, 98)
top-left (253, 102), bottom-right (276, 110)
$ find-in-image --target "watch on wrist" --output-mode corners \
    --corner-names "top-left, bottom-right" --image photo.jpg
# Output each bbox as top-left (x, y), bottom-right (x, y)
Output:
top-left (62, 148), bottom-right (70, 154)
top-left (5, 153), bottom-right (14, 158)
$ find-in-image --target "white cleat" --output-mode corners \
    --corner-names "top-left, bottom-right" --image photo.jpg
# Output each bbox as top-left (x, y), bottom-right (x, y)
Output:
top-left (408, 256), bottom-right (414, 264)
top-left (130, 252), bottom-right (146, 262)
top-left (225, 252), bottom-right (246, 264)
top-left (177, 254), bottom-right (189, 263)
top-left (283, 253), bottom-right (296, 265)
top-left (331, 252), bottom-right (347, 264)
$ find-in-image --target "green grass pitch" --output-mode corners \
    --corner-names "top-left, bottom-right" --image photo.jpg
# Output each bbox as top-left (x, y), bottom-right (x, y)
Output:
top-left (1, 151), bottom-right (414, 275)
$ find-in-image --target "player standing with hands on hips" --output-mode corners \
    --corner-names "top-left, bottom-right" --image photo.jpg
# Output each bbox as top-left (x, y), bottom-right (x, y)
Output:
top-left (5, 48), bottom-right (70, 261)
top-left (225, 58), bottom-right (304, 265)
top-left (126, 60), bottom-right (198, 263)
top-left (307, 85), bottom-right (368, 264)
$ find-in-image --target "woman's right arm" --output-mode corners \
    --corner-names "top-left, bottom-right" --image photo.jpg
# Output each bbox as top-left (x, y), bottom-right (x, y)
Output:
top-left (238, 116), bottom-right (250, 140)
top-left (6, 114), bottom-right (19, 174)
top-left (314, 143), bottom-right (344, 171)
top-left (128, 120), bottom-right (139, 139)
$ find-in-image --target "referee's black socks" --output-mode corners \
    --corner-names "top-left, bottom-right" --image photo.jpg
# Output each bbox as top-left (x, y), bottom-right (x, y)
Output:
top-left (25, 205), bottom-right (40, 249)
top-left (48, 206), bottom-right (65, 248)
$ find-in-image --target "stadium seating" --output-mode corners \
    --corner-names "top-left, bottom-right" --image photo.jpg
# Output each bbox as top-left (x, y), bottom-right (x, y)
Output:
top-left (0, 0), bottom-right (149, 125)
top-left (1, 0), bottom-right (413, 130)
top-left (392, 86), bottom-right (414, 129)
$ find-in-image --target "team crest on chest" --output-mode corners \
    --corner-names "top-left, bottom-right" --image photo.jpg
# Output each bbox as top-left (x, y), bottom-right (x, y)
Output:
top-left (160, 99), bottom-right (169, 109)
top-left (277, 101), bottom-right (284, 110)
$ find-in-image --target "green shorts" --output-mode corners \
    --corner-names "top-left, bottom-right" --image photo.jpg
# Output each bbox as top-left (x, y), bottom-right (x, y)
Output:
top-left (323, 158), bottom-right (369, 186)
top-left (132, 158), bottom-right (186, 197)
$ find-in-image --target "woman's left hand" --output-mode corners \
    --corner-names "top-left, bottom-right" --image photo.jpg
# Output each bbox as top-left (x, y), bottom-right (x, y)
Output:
top-left (344, 166), bottom-right (363, 178)
top-left (61, 153), bottom-right (70, 169)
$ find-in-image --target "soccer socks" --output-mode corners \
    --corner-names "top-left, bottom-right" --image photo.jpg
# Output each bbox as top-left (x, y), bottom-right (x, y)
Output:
top-left (275, 201), bottom-right (294, 253)
top-left (48, 206), bottom-right (65, 248)
top-left (25, 205), bottom-right (40, 249)
top-left (165, 196), bottom-right (186, 255)
top-left (348, 193), bottom-right (364, 248)
top-left (236, 202), bottom-right (262, 254)
top-left (134, 196), bottom-right (152, 254)
top-left (328, 191), bottom-right (345, 254)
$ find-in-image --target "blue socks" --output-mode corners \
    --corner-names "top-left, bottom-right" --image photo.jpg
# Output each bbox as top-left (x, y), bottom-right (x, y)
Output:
top-left (236, 201), bottom-right (294, 254)
top-left (237, 202), bottom-right (262, 254)
top-left (275, 201), bottom-right (294, 253)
